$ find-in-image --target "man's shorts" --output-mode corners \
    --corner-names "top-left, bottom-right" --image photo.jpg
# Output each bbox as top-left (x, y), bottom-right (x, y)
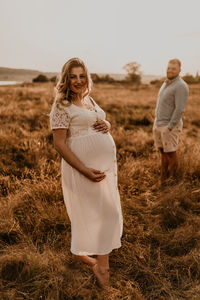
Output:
top-left (153, 124), bottom-right (182, 153)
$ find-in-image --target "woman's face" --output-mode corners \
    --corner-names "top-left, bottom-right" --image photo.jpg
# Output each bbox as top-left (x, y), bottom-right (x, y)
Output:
top-left (69, 66), bottom-right (87, 95)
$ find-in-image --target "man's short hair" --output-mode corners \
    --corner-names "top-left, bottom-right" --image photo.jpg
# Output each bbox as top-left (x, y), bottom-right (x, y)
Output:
top-left (168, 59), bottom-right (181, 68)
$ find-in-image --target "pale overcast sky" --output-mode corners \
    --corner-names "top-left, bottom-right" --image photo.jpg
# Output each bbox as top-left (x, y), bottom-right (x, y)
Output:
top-left (0, 0), bottom-right (200, 75)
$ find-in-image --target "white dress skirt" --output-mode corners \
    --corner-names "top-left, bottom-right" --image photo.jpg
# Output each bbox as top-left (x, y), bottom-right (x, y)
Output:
top-left (50, 96), bottom-right (123, 255)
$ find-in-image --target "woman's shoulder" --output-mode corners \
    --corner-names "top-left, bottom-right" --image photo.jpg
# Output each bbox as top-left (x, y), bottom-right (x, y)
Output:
top-left (51, 101), bottom-right (72, 114)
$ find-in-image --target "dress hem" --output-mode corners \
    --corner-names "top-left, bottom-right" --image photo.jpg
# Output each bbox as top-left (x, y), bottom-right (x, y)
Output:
top-left (70, 243), bottom-right (122, 256)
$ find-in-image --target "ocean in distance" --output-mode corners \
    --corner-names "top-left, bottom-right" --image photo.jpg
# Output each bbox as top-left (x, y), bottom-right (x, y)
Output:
top-left (0, 81), bottom-right (22, 86)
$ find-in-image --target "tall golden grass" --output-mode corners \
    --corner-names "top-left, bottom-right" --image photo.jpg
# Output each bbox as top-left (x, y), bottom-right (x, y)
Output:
top-left (0, 82), bottom-right (200, 299)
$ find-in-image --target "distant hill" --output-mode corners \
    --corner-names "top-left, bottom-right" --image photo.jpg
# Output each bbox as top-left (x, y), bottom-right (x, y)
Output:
top-left (0, 67), bottom-right (58, 82)
top-left (0, 67), bottom-right (162, 83)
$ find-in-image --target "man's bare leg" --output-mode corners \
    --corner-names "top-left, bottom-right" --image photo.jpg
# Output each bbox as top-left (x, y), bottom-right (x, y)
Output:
top-left (159, 148), bottom-right (169, 184)
top-left (167, 151), bottom-right (178, 178)
top-left (92, 254), bottom-right (110, 288)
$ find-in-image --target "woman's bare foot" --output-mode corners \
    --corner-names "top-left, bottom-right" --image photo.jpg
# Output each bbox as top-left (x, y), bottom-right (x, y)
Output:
top-left (92, 263), bottom-right (110, 289)
top-left (72, 254), bottom-right (97, 266)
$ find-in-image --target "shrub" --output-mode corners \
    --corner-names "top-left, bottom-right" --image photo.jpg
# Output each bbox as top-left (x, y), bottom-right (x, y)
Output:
top-left (182, 73), bottom-right (199, 84)
top-left (91, 73), bottom-right (115, 83)
top-left (33, 74), bottom-right (49, 82)
top-left (50, 76), bottom-right (57, 83)
top-left (91, 73), bottom-right (100, 83)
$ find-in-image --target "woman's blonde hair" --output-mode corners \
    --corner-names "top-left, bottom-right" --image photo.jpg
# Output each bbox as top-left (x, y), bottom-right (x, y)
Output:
top-left (55, 58), bottom-right (92, 107)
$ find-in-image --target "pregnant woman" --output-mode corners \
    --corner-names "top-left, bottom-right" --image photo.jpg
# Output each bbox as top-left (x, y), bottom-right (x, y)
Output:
top-left (50, 58), bottom-right (123, 289)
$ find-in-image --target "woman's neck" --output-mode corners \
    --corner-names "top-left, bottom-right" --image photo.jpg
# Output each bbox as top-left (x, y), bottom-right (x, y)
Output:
top-left (73, 93), bottom-right (83, 102)
top-left (72, 93), bottom-right (85, 106)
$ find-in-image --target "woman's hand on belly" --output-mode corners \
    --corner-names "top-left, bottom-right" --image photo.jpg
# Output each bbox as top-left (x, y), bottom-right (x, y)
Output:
top-left (83, 167), bottom-right (106, 182)
top-left (92, 119), bottom-right (110, 134)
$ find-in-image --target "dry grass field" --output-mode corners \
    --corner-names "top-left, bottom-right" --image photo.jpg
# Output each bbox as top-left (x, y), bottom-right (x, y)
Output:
top-left (0, 81), bottom-right (200, 300)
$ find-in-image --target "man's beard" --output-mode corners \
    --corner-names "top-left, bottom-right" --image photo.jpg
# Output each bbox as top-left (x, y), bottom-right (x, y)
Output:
top-left (167, 74), bottom-right (178, 80)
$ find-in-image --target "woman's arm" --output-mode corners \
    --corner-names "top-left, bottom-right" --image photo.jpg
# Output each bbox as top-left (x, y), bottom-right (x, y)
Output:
top-left (53, 129), bottom-right (106, 182)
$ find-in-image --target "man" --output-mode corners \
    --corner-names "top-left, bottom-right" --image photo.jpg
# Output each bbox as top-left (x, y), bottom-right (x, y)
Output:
top-left (153, 59), bottom-right (189, 184)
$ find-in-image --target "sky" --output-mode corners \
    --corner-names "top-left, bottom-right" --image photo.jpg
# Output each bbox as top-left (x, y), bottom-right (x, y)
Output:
top-left (0, 0), bottom-right (200, 76)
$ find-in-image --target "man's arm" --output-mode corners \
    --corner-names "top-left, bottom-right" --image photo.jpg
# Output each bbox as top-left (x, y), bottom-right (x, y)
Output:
top-left (168, 84), bottom-right (189, 129)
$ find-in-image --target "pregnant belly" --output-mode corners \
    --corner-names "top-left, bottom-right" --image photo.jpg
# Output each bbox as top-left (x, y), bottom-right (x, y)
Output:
top-left (68, 132), bottom-right (116, 172)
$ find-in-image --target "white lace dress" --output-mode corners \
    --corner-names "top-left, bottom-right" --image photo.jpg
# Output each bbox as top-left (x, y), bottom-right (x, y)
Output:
top-left (50, 96), bottom-right (123, 255)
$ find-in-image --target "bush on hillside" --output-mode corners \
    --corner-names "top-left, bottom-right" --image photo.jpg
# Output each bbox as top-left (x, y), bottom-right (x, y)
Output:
top-left (150, 79), bottom-right (164, 87)
top-left (91, 73), bottom-right (115, 83)
top-left (50, 76), bottom-right (57, 83)
top-left (90, 73), bottom-right (99, 83)
top-left (182, 72), bottom-right (200, 84)
top-left (32, 74), bottom-right (49, 83)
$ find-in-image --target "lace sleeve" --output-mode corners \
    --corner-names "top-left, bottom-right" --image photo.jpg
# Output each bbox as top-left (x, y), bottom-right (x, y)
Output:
top-left (49, 103), bottom-right (70, 130)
